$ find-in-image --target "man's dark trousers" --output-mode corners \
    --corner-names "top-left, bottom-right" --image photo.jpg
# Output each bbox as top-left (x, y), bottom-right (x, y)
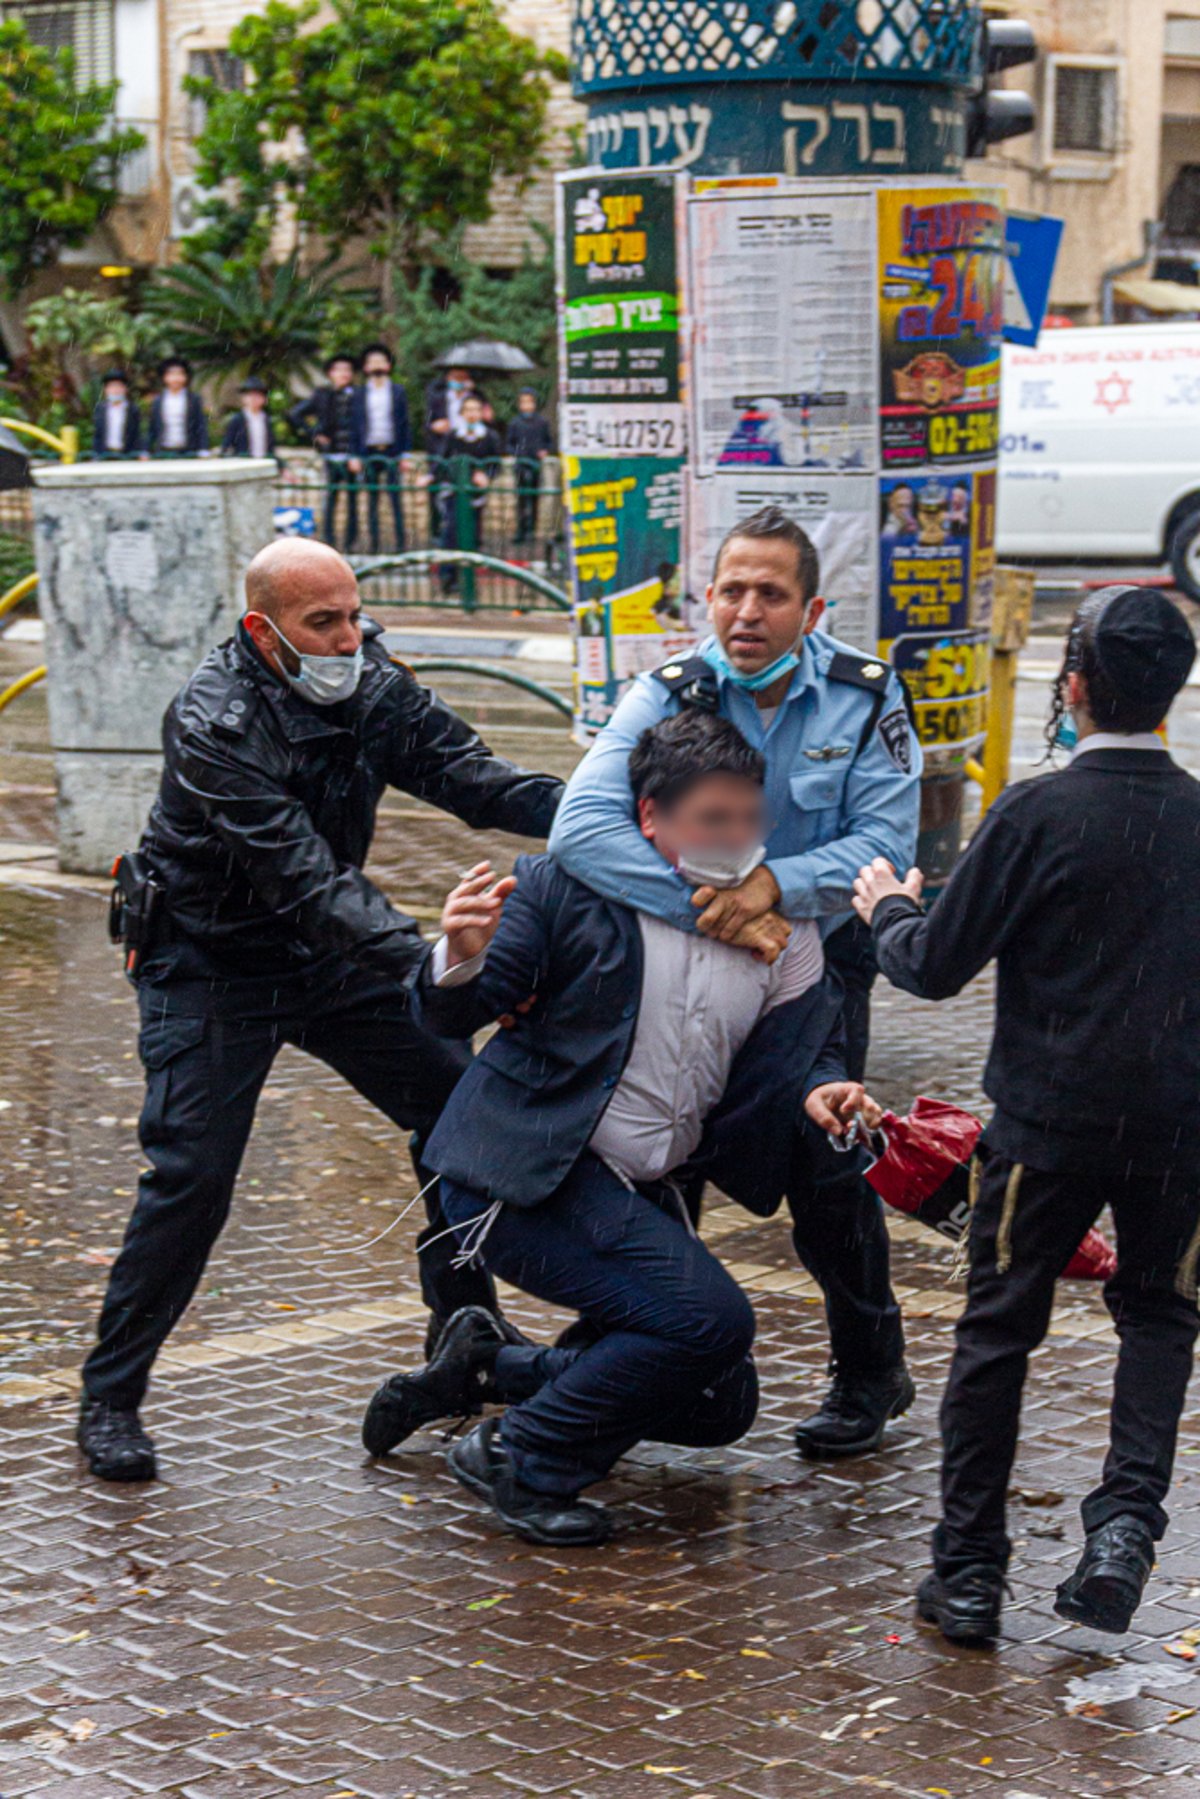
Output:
top-left (322, 456), bottom-right (359, 552)
top-left (786, 1118), bottom-right (904, 1378)
top-left (84, 957), bottom-right (484, 1410)
top-left (936, 1149), bottom-right (1200, 1575)
top-left (364, 453), bottom-right (405, 553)
top-left (440, 1153), bottom-right (758, 1496)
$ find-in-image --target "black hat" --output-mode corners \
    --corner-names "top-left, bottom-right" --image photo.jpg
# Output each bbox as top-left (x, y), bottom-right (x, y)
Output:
top-left (1091, 585), bottom-right (1196, 714)
top-left (101, 368), bottom-right (129, 386)
top-left (239, 376), bottom-right (268, 394)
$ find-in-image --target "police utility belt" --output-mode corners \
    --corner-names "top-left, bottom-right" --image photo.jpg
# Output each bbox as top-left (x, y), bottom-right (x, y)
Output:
top-left (108, 852), bottom-right (164, 977)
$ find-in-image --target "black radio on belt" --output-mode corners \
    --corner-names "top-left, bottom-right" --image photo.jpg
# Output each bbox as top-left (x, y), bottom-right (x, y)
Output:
top-left (108, 851), bottom-right (163, 977)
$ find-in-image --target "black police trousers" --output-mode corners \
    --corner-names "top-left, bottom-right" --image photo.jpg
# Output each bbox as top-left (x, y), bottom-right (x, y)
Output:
top-left (935, 1150), bottom-right (1200, 1576)
top-left (83, 956), bottom-right (488, 1410)
top-left (785, 1118), bottom-right (905, 1378)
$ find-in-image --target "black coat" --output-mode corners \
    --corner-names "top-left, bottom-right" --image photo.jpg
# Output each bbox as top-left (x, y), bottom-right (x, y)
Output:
top-left (348, 383), bottom-right (410, 457)
top-left (506, 413), bottom-right (554, 460)
top-left (91, 398), bottom-right (142, 455)
top-left (416, 854), bottom-right (847, 1209)
top-left (220, 410), bottom-right (278, 458)
top-left (138, 620), bottom-right (563, 981)
top-left (872, 747), bottom-right (1200, 1175)
top-left (148, 390), bottom-right (209, 454)
top-left (286, 384), bottom-right (356, 453)
top-left (431, 426), bottom-right (502, 485)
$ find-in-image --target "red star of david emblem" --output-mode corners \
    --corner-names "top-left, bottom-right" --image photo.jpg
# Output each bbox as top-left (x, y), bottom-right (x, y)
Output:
top-left (1095, 370), bottom-right (1133, 414)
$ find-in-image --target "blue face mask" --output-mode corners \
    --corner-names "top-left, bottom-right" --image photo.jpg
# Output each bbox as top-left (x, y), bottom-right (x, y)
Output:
top-left (703, 640), bottom-right (802, 693)
top-left (1055, 711), bottom-right (1078, 750)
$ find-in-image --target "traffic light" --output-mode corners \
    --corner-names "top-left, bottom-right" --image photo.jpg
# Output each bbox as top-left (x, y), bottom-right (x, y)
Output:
top-left (967, 18), bottom-right (1037, 157)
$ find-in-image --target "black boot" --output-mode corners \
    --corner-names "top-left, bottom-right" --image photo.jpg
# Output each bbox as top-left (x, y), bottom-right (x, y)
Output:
top-left (448, 1418), bottom-right (613, 1546)
top-left (77, 1396), bottom-right (157, 1482)
top-left (362, 1307), bottom-right (506, 1458)
top-left (916, 1565), bottom-right (1007, 1645)
top-left (1054, 1515), bottom-right (1156, 1634)
top-left (793, 1362), bottom-right (915, 1460)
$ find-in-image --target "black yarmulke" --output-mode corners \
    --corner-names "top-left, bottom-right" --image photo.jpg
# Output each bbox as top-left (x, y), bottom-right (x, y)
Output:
top-left (1091, 586), bottom-right (1196, 713)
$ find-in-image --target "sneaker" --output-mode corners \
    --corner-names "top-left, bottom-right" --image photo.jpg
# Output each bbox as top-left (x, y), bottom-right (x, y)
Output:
top-left (793, 1363), bottom-right (915, 1460)
top-left (77, 1397), bottom-right (157, 1482)
top-left (1054, 1515), bottom-right (1155, 1634)
top-left (363, 1306), bottom-right (507, 1458)
top-left (916, 1565), bottom-right (1007, 1645)
top-left (447, 1418), bottom-right (613, 1546)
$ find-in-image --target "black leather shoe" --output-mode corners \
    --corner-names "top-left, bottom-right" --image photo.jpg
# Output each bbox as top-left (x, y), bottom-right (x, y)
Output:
top-left (1054, 1515), bottom-right (1156, 1634)
top-left (77, 1397), bottom-right (157, 1482)
top-left (793, 1363), bottom-right (915, 1460)
top-left (363, 1306), bottom-right (507, 1457)
top-left (916, 1566), bottom-right (1006, 1645)
top-left (447, 1418), bottom-right (613, 1546)
top-left (423, 1303), bottom-right (530, 1362)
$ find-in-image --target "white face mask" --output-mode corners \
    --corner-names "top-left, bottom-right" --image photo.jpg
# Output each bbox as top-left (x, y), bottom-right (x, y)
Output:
top-left (261, 616), bottom-right (363, 706)
top-left (675, 842), bottom-right (767, 890)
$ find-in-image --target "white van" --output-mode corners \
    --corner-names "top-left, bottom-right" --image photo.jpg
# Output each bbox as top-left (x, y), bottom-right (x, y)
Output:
top-left (997, 323), bottom-right (1200, 600)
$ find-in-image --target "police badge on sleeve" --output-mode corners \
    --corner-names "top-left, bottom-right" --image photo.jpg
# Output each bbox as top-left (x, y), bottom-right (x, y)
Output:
top-left (878, 708), bottom-right (913, 774)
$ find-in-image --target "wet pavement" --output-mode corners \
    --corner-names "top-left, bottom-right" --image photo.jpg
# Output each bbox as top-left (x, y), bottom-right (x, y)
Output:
top-left (4, 623), bottom-right (1200, 1798)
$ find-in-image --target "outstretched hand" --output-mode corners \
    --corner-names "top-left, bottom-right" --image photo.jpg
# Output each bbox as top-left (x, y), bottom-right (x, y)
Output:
top-left (441, 862), bottom-right (516, 968)
top-left (852, 857), bottom-right (923, 925)
top-left (804, 1082), bottom-right (883, 1139)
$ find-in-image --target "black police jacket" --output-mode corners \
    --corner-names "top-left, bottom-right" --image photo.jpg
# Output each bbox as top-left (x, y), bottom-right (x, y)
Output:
top-left (138, 619), bottom-right (563, 980)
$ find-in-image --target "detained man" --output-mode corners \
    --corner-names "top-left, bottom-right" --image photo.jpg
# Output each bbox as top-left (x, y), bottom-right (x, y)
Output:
top-left (854, 588), bottom-right (1200, 1645)
top-left (361, 710), bottom-right (882, 1545)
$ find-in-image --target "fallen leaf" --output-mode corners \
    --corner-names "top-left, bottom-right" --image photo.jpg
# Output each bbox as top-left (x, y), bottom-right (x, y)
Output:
top-left (65, 1720), bottom-right (97, 1743)
top-left (741, 1648), bottom-right (772, 1659)
top-left (644, 1767), bottom-right (685, 1775)
top-left (466, 1593), bottom-right (511, 1611)
top-left (1165, 1642), bottom-right (1197, 1660)
top-left (1017, 1489), bottom-right (1064, 1507)
top-left (679, 1668), bottom-right (706, 1680)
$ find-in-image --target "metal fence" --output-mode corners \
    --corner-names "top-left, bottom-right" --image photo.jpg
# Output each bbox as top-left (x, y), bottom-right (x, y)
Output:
top-left (276, 451), bottom-right (567, 611)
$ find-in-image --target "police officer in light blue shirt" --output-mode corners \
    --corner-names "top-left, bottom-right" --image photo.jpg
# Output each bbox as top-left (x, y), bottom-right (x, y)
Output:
top-left (550, 504), bottom-right (922, 1459)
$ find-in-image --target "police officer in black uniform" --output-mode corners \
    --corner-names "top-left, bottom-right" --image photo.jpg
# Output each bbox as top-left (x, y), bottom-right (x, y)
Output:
top-left (856, 587), bottom-right (1200, 1645)
top-left (79, 537), bottom-right (562, 1482)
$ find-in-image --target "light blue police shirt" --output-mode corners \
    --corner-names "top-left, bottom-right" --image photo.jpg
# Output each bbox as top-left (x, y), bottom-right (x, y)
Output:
top-left (549, 629), bottom-right (922, 936)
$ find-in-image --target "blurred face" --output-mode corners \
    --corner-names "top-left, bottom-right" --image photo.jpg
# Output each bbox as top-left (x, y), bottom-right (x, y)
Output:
top-left (461, 397), bottom-right (485, 427)
top-left (888, 485), bottom-right (913, 519)
top-left (104, 381), bottom-right (127, 402)
top-left (639, 773), bottom-right (764, 869)
top-left (707, 536), bottom-right (824, 675)
top-left (328, 359), bottom-right (355, 389)
top-left (162, 364), bottom-right (188, 391)
top-left (242, 390), bottom-right (266, 412)
top-left (244, 560), bottom-right (362, 672)
top-left (518, 392), bottom-right (537, 414)
top-left (364, 353), bottom-right (392, 382)
top-left (447, 367), bottom-right (469, 388)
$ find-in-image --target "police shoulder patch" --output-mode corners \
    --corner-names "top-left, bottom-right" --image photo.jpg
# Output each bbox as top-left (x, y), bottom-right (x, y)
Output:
top-left (826, 650), bottom-right (890, 694)
top-left (651, 655), bottom-right (719, 712)
top-left (878, 707), bottom-right (913, 774)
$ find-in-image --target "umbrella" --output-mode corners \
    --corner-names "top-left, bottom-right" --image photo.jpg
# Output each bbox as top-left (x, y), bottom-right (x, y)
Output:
top-left (0, 425), bottom-right (31, 491)
top-left (435, 339), bottom-right (536, 373)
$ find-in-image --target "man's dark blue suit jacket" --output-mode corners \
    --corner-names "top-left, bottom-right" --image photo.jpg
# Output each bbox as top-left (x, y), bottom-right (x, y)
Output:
top-left (416, 854), bottom-right (847, 1214)
top-left (348, 384), bottom-right (411, 456)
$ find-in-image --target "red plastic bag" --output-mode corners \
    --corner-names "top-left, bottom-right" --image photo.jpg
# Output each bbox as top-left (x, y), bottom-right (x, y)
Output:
top-left (864, 1097), bottom-right (1116, 1281)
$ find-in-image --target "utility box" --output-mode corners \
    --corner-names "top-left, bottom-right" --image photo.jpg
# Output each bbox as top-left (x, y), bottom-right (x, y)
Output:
top-left (30, 458), bottom-right (276, 873)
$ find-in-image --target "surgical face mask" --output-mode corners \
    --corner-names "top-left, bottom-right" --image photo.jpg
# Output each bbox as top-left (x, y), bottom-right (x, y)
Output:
top-left (676, 841), bottom-right (767, 890)
top-left (703, 639), bottom-right (802, 694)
top-left (1055, 711), bottom-right (1078, 751)
top-left (259, 616), bottom-right (363, 706)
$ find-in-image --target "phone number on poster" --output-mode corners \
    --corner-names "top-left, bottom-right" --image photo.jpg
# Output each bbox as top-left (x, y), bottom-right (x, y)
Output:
top-left (927, 409), bottom-right (999, 461)
top-left (563, 408), bottom-right (683, 455)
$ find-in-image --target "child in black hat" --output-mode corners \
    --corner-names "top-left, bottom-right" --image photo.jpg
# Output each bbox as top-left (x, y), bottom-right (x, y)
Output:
top-left (91, 369), bottom-right (142, 458)
top-left (505, 386), bottom-right (554, 545)
top-left (854, 586), bottom-right (1200, 1647)
top-left (221, 377), bottom-right (278, 461)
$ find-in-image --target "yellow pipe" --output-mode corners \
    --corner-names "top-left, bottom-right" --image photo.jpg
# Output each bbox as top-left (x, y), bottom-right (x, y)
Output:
top-left (964, 757), bottom-right (985, 788)
top-left (0, 572), bottom-right (37, 622)
top-left (0, 417), bottom-right (74, 460)
top-left (0, 665), bottom-right (47, 715)
top-left (978, 646), bottom-right (1018, 814)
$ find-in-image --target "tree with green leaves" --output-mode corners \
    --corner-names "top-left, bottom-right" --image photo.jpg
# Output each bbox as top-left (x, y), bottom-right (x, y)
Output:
top-left (186, 0), bottom-right (565, 313)
top-left (137, 251), bottom-right (369, 387)
top-left (0, 20), bottom-right (145, 298)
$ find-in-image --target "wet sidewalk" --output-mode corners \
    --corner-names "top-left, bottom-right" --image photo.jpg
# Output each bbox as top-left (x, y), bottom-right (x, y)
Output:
top-left (3, 662), bottom-right (1200, 1798)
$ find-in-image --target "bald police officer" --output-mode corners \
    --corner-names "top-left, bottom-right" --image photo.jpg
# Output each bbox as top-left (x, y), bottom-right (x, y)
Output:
top-left (549, 504), bottom-right (923, 1458)
top-left (79, 539), bottom-right (561, 1483)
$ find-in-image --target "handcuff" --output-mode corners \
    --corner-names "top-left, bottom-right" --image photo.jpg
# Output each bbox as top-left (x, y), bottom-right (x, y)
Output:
top-left (827, 1109), bottom-right (888, 1161)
